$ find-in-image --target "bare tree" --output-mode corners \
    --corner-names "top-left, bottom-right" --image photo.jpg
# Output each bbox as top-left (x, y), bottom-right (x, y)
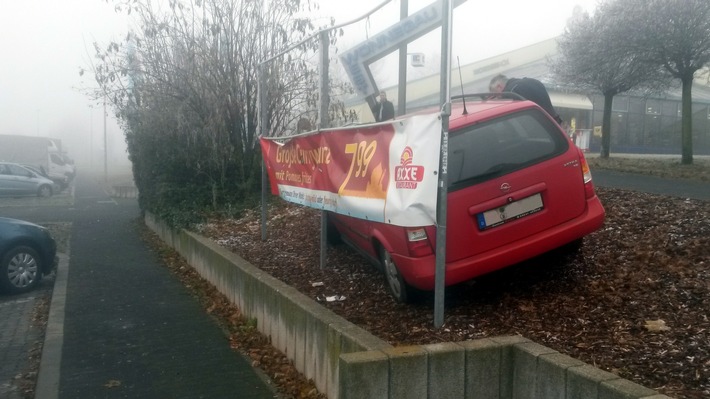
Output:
top-left (86, 0), bottom-right (340, 219)
top-left (614, 0), bottom-right (710, 164)
top-left (552, 3), bottom-right (670, 158)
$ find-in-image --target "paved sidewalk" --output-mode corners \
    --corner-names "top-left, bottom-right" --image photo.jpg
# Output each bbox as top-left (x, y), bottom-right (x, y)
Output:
top-left (592, 169), bottom-right (710, 201)
top-left (586, 152), bottom-right (709, 201)
top-left (4, 175), bottom-right (278, 399)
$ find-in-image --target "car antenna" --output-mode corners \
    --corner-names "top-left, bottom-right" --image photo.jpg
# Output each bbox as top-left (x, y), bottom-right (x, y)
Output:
top-left (457, 56), bottom-right (468, 115)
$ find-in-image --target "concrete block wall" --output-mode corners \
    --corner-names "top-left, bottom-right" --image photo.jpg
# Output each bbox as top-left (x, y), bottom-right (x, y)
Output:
top-left (339, 337), bottom-right (671, 399)
top-left (145, 214), bottom-right (673, 399)
top-left (145, 213), bottom-right (393, 399)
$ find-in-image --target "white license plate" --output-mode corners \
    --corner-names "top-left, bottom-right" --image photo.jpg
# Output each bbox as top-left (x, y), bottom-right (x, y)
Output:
top-left (476, 193), bottom-right (543, 230)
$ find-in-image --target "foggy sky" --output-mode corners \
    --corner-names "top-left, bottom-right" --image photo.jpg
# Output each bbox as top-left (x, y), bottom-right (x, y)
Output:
top-left (1, 0), bottom-right (129, 171)
top-left (0, 0), bottom-right (597, 172)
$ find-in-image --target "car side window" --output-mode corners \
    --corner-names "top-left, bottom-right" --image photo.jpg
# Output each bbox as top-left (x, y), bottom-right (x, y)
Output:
top-left (50, 153), bottom-right (66, 165)
top-left (7, 164), bottom-right (31, 177)
top-left (0, 165), bottom-right (9, 175)
top-left (448, 109), bottom-right (567, 189)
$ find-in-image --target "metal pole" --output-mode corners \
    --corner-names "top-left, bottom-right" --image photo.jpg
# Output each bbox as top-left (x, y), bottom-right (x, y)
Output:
top-left (90, 107), bottom-right (93, 169)
top-left (258, 1), bottom-right (389, 243)
top-left (397, 0), bottom-right (408, 117)
top-left (319, 30), bottom-right (330, 269)
top-left (434, 0), bottom-right (453, 329)
top-left (259, 65), bottom-right (269, 241)
top-left (103, 97), bottom-right (108, 183)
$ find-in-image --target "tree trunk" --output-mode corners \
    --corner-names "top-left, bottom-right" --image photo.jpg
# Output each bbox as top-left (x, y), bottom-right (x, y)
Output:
top-left (601, 92), bottom-right (614, 159)
top-left (681, 74), bottom-right (694, 165)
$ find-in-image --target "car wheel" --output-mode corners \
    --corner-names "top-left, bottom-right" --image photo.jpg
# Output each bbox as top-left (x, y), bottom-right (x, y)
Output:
top-left (38, 184), bottom-right (53, 197)
top-left (380, 246), bottom-right (413, 303)
top-left (0, 246), bottom-right (43, 294)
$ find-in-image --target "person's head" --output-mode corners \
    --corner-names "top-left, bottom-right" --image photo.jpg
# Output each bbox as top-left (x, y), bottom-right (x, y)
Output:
top-left (489, 74), bottom-right (509, 93)
top-left (379, 91), bottom-right (387, 102)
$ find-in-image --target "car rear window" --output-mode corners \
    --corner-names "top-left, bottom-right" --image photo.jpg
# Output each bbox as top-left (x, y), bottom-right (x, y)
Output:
top-left (448, 109), bottom-right (568, 190)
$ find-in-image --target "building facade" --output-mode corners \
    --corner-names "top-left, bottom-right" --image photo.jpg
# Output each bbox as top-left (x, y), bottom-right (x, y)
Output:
top-left (348, 38), bottom-right (710, 155)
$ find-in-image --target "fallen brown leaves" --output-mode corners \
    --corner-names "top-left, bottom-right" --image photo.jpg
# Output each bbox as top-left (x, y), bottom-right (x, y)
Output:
top-left (14, 294), bottom-right (51, 399)
top-left (196, 187), bottom-right (709, 399)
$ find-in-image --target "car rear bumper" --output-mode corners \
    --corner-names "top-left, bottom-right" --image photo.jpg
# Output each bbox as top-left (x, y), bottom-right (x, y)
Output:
top-left (391, 197), bottom-right (606, 290)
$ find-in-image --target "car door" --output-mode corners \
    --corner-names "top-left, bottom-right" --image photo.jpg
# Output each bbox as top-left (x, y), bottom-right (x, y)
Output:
top-left (6, 164), bottom-right (37, 196)
top-left (0, 164), bottom-right (17, 196)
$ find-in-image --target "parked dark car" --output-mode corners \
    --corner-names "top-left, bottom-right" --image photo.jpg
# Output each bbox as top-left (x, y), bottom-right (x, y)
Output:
top-left (0, 162), bottom-right (55, 197)
top-left (0, 218), bottom-right (57, 294)
top-left (328, 94), bottom-right (605, 302)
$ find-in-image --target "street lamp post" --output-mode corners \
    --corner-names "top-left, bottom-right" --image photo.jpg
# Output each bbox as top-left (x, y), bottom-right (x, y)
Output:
top-left (104, 97), bottom-right (108, 183)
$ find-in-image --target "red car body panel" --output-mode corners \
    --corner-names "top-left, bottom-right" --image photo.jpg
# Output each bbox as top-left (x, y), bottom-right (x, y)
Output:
top-left (328, 99), bottom-right (605, 292)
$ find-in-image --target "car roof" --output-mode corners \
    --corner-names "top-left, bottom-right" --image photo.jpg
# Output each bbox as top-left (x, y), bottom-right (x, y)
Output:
top-left (450, 99), bottom-right (545, 129)
top-left (1, 161), bottom-right (31, 170)
top-left (403, 95), bottom-right (544, 130)
top-left (0, 217), bottom-right (38, 226)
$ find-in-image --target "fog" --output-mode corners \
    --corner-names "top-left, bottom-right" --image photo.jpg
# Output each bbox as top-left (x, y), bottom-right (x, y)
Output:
top-left (1, 1), bottom-right (130, 177)
top-left (0, 0), bottom-right (596, 179)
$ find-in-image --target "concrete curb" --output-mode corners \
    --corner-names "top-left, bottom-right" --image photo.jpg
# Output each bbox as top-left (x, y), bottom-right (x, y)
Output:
top-left (35, 252), bottom-right (69, 399)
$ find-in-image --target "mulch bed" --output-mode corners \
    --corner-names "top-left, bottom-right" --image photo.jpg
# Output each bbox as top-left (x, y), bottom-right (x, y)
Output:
top-left (189, 187), bottom-right (709, 399)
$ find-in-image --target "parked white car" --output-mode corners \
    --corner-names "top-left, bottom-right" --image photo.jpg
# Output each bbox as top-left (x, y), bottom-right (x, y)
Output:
top-left (0, 162), bottom-right (54, 197)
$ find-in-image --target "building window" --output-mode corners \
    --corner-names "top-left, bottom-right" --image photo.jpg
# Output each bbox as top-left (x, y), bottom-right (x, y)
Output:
top-left (646, 99), bottom-right (661, 115)
top-left (628, 113), bottom-right (644, 147)
top-left (612, 97), bottom-right (628, 112)
top-left (629, 97), bottom-right (645, 114)
top-left (662, 100), bottom-right (678, 116)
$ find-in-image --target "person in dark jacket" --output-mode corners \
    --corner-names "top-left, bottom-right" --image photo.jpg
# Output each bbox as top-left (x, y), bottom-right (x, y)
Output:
top-left (489, 74), bottom-right (562, 124)
top-left (371, 91), bottom-right (395, 122)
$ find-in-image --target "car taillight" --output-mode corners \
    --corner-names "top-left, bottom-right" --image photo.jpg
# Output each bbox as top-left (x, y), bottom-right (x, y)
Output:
top-left (406, 227), bottom-right (433, 257)
top-left (577, 149), bottom-right (596, 199)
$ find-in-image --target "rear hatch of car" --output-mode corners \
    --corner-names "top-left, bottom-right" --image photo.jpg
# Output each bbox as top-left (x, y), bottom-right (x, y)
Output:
top-left (442, 106), bottom-right (587, 262)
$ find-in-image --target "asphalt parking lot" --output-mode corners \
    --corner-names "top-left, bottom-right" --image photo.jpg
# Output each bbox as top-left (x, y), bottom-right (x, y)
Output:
top-left (0, 188), bottom-right (71, 399)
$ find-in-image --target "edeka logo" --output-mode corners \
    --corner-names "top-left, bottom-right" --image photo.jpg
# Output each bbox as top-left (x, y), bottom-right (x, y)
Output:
top-left (394, 146), bottom-right (424, 189)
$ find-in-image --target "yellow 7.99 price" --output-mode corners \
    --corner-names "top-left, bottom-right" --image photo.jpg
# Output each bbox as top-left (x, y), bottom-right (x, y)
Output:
top-left (338, 140), bottom-right (385, 198)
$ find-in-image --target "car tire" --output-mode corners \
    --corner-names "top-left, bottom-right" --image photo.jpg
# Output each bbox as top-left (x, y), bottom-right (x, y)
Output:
top-left (38, 184), bottom-right (53, 197)
top-left (0, 246), bottom-right (43, 294)
top-left (380, 246), bottom-right (415, 303)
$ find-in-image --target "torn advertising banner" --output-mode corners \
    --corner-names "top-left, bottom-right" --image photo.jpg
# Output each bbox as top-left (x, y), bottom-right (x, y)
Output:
top-left (260, 113), bottom-right (442, 226)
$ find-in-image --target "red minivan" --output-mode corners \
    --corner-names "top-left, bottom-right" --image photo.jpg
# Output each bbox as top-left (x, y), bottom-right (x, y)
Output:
top-left (327, 95), bottom-right (605, 302)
